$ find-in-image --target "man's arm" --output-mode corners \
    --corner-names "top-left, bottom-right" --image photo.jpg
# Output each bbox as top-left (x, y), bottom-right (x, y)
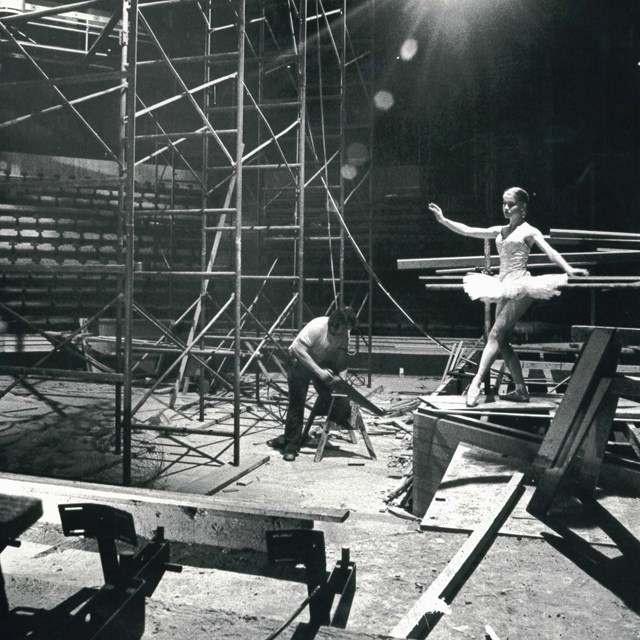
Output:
top-left (290, 341), bottom-right (339, 384)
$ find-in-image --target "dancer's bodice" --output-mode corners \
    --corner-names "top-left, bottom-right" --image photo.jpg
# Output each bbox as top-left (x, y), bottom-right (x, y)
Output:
top-left (495, 222), bottom-right (534, 280)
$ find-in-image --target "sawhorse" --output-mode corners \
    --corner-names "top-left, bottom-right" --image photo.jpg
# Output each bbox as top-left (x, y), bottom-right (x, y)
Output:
top-left (301, 393), bottom-right (377, 463)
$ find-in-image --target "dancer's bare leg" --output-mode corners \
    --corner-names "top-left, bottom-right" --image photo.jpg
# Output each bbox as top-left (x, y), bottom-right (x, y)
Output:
top-left (500, 342), bottom-right (527, 388)
top-left (469, 297), bottom-right (533, 394)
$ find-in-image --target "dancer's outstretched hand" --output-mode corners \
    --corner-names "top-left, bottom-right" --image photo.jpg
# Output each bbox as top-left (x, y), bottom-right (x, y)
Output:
top-left (429, 202), bottom-right (444, 222)
top-left (568, 267), bottom-right (590, 277)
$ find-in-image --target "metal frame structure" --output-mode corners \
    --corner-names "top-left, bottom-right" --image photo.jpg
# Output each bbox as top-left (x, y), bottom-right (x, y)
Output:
top-left (0, 0), bottom-right (375, 484)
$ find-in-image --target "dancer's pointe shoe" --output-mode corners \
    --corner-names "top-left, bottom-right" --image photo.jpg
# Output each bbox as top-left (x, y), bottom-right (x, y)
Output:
top-left (501, 388), bottom-right (530, 403)
top-left (465, 383), bottom-right (482, 408)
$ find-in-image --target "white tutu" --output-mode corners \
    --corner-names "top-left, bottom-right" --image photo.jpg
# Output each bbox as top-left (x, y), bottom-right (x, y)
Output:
top-left (462, 272), bottom-right (568, 303)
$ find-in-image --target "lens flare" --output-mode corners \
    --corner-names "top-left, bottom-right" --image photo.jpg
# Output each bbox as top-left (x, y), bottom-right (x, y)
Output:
top-left (400, 38), bottom-right (418, 61)
top-left (341, 164), bottom-right (357, 180)
top-left (373, 90), bottom-right (394, 111)
top-left (347, 142), bottom-right (369, 166)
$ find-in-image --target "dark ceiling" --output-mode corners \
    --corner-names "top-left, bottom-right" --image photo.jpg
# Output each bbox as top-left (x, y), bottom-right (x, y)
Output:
top-left (371, 0), bottom-right (639, 229)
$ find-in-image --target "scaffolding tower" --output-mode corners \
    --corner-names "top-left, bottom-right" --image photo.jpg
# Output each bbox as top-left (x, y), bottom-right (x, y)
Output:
top-left (0, 0), bottom-right (375, 483)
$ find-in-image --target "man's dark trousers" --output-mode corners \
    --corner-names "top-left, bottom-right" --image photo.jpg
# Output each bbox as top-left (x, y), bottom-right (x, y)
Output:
top-left (283, 360), bottom-right (351, 455)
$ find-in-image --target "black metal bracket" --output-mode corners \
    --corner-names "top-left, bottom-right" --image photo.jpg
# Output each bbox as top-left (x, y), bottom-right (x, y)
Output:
top-left (266, 529), bottom-right (356, 630)
top-left (9, 503), bottom-right (181, 640)
top-left (59, 503), bottom-right (137, 585)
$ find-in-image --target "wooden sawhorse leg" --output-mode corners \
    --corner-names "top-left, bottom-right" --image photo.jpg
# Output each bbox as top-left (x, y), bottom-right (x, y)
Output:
top-left (314, 397), bottom-right (377, 462)
top-left (352, 401), bottom-right (377, 460)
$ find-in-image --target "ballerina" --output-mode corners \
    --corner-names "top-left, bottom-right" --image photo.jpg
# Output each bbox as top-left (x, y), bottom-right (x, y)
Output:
top-left (430, 187), bottom-right (589, 407)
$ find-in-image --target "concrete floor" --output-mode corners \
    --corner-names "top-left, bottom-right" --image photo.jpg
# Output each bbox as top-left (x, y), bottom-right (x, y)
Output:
top-left (2, 373), bottom-right (640, 639)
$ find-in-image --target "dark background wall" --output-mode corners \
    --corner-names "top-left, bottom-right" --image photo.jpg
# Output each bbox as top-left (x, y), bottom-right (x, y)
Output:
top-left (368, 0), bottom-right (640, 337)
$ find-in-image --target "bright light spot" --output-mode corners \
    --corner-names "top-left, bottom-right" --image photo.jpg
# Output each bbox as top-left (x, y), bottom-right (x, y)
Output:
top-left (373, 90), bottom-right (394, 111)
top-left (347, 142), bottom-right (369, 166)
top-left (341, 164), bottom-right (357, 180)
top-left (400, 38), bottom-right (418, 61)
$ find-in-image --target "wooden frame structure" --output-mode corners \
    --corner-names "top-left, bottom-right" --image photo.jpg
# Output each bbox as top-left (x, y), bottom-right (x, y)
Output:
top-left (413, 328), bottom-right (640, 520)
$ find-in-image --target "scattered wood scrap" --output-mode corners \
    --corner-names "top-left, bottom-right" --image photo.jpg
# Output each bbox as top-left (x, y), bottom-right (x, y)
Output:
top-left (385, 398), bottom-right (421, 418)
top-left (385, 474), bottom-right (413, 510)
top-left (485, 624), bottom-right (502, 640)
top-left (389, 473), bottom-right (524, 639)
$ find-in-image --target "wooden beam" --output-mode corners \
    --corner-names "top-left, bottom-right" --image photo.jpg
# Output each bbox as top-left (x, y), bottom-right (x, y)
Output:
top-left (579, 387), bottom-right (620, 492)
top-left (530, 328), bottom-right (620, 478)
top-left (389, 472), bottom-right (524, 639)
top-left (397, 250), bottom-right (640, 271)
top-left (413, 411), bottom-right (540, 517)
top-left (527, 378), bottom-right (617, 515)
top-left (0, 472), bottom-right (349, 552)
top-left (0, 493), bottom-right (42, 541)
top-left (413, 410), bottom-right (640, 518)
top-left (485, 624), bottom-right (502, 640)
top-left (572, 325), bottom-right (640, 346)
top-left (611, 375), bottom-right (640, 398)
top-left (626, 423), bottom-right (640, 460)
top-left (551, 228), bottom-right (640, 242)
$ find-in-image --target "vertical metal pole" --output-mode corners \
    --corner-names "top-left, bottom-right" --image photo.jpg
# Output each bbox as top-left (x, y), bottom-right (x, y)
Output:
top-left (483, 238), bottom-right (491, 337)
top-left (199, 0), bottom-right (212, 422)
top-left (233, 0), bottom-right (246, 466)
top-left (366, 0), bottom-right (374, 387)
top-left (482, 238), bottom-right (491, 392)
top-left (589, 165), bottom-right (596, 325)
top-left (257, 2), bottom-right (265, 279)
top-left (295, 0), bottom-right (308, 329)
top-left (114, 0), bottom-right (128, 456)
top-left (122, 0), bottom-right (138, 485)
top-left (338, 0), bottom-right (346, 307)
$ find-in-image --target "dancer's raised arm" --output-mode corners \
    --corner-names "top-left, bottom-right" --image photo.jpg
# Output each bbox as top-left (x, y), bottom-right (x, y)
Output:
top-left (529, 228), bottom-right (590, 277)
top-left (429, 203), bottom-right (499, 239)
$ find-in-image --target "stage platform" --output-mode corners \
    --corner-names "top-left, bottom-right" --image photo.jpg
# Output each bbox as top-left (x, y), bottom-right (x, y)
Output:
top-left (419, 393), bottom-right (640, 422)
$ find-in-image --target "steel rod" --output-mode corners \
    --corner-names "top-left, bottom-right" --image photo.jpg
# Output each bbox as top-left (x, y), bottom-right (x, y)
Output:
top-left (121, 0), bottom-right (139, 485)
top-left (0, 0), bottom-right (117, 24)
top-left (0, 22), bottom-right (119, 162)
top-left (138, 11), bottom-right (235, 166)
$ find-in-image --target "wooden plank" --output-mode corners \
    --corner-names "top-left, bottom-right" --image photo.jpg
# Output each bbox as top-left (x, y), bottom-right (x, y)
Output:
top-left (572, 325), bottom-right (640, 345)
top-left (389, 472), bottom-right (524, 639)
top-left (169, 454), bottom-right (270, 495)
top-left (611, 375), bottom-right (640, 398)
top-left (421, 394), bottom-right (558, 412)
top-left (397, 250), bottom-right (640, 271)
top-left (413, 410), bottom-right (640, 518)
top-left (331, 379), bottom-right (385, 416)
top-left (527, 378), bottom-right (615, 516)
top-left (530, 328), bottom-right (619, 478)
top-left (418, 443), bottom-right (629, 544)
top-left (420, 444), bottom-right (532, 534)
top-left (0, 493), bottom-right (42, 541)
top-left (485, 625), bottom-right (502, 640)
top-left (412, 412), bottom-right (540, 516)
top-left (579, 388), bottom-right (620, 491)
top-left (548, 378), bottom-right (613, 472)
top-left (0, 472), bottom-right (349, 552)
top-left (626, 423), bottom-right (640, 460)
top-left (551, 228), bottom-right (640, 241)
